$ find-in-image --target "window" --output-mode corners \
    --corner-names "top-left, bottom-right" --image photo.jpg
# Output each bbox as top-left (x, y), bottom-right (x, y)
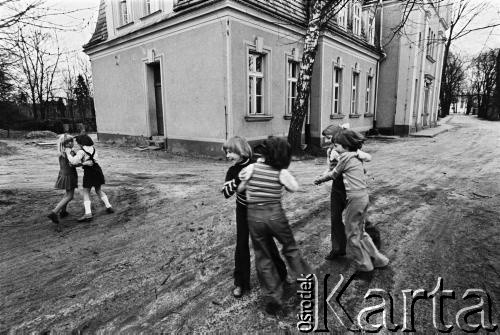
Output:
top-left (332, 67), bottom-right (343, 115)
top-left (365, 76), bottom-right (373, 114)
top-left (337, 7), bottom-right (347, 29)
top-left (144, 0), bottom-right (161, 16)
top-left (351, 72), bottom-right (359, 114)
top-left (413, 79), bottom-right (419, 116)
top-left (367, 15), bottom-right (375, 45)
top-left (427, 29), bottom-right (435, 58)
top-left (353, 3), bottom-right (361, 35)
top-left (286, 60), bottom-right (299, 115)
top-left (248, 52), bottom-right (265, 115)
top-left (119, 0), bottom-right (130, 25)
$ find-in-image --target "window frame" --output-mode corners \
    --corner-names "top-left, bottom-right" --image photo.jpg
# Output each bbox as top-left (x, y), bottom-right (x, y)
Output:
top-left (286, 57), bottom-right (299, 117)
top-left (350, 71), bottom-right (359, 115)
top-left (245, 45), bottom-right (271, 120)
top-left (118, 0), bottom-right (132, 26)
top-left (353, 3), bottom-right (361, 36)
top-left (365, 75), bottom-right (373, 115)
top-left (337, 6), bottom-right (347, 30)
top-left (332, 65), bottom-right (343, 116)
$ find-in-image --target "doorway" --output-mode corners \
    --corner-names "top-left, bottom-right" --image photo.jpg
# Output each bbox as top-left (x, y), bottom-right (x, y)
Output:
top-left (147, 62), bottom-right (164, 136)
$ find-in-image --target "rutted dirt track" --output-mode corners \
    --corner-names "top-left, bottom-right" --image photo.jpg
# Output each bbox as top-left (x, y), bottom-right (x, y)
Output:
top-left (0, 115), bottom-right (499, 333)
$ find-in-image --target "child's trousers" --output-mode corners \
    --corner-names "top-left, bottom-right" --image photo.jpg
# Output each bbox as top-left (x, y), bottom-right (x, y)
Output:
top-left (235, 203), bottom-right (288, 290)
top-left (330, 189), bottom-right (347, 253)
top-left (247, 203), bottom-right (312, 305)
top-left (344, 194), bottom-right (389, 272)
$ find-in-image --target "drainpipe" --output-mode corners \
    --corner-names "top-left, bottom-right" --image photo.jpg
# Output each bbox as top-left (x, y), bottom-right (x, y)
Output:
top-left (373, 0), bottom-right (386, 132)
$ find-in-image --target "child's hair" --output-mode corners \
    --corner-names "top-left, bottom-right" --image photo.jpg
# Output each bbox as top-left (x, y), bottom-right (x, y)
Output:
top-left (222, 136), bottom-right (252, 158)
top-left (75, 134), bottom-right (94, 147)
top-left (321, 124), bottom-right (343, 138)
top-left (261, 136), bottom-right (292, 170)
top-left (56, 134), bottom-right (73, 156)
top-left (334, 129), bottom-right (365, 151)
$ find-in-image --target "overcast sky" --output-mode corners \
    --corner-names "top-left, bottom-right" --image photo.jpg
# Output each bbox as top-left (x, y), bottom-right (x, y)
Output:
top-left (53, 0), bottom-right (500, 59)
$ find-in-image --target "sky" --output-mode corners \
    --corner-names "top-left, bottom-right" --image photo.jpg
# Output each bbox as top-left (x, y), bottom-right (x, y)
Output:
top-left (52, 0), bottom-right (500, 61)
top-left (452, 0), bottom-right (500, 56)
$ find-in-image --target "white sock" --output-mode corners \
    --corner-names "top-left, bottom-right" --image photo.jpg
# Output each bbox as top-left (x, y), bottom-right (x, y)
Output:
top-left (84, 201), bottom-right (92, 215)
top-left (100, 194), bottom-right (112, 208)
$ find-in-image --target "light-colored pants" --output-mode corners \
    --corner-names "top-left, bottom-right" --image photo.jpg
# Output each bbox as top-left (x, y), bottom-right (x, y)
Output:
top-left (345, 194), bottom-right (389, 272)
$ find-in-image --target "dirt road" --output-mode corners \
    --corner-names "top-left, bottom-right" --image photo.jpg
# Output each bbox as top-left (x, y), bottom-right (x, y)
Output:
top-left (1, 115), bottom-right (499, 333)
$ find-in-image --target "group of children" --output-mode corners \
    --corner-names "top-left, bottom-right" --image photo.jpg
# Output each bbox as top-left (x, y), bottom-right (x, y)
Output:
top-left (48, 127), bottom-right (386, 314)
top-left (47, 133), bottom-right (114, 231)
top-left (221, 126), bottom-right (388, 314)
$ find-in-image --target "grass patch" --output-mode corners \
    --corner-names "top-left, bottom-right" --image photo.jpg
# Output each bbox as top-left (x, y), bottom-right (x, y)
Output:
top-left (0, 141), bottom-right (17, 156)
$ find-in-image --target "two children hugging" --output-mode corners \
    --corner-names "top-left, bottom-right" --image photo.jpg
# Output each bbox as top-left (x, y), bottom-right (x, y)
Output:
top-left (48, 134), bottom-right (115, 230)
top-left (314, 127), bottom-right (389, 279)
top-left (221, 136), bottom-right (311, 315)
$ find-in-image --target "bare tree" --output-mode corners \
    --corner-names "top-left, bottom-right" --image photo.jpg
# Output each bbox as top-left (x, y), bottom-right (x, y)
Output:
top-left (287, 0), bottom-right (349, 153)
top-left (440, 52), bottom-right (465, 116)
top-left (10, 27), bottom-right (61, 119)
top-left (0, 0), bottom-right (44, 30)
top-left (438, 0), bottom-right (500, 116)
top-left (470, 49), bottom-right (497, 119)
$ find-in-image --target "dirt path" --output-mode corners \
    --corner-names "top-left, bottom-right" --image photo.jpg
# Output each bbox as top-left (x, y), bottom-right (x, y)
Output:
top-left (1, 115), bottom-right (499, 333)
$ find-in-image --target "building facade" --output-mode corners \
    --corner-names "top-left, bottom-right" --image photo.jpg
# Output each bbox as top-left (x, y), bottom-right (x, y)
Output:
top-left (374, 0), bottom-right (450, 135)
top-left (84, 0), bottom-right (381, 155)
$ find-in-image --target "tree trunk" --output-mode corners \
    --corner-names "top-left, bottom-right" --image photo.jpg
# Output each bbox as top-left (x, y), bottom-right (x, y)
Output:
top-left (287, 0), bottom-right (325, 154)
top-left (439, 32), bottom-right (452, 117)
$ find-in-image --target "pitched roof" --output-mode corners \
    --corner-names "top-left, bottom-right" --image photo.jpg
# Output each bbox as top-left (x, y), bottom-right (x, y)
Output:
top-left (83, 0), bottom-right (108, 49)
top-left (84, 0), bottom-right (378, 52)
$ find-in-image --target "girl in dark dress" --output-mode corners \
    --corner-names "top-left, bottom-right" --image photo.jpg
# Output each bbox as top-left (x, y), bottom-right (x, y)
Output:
top-left (47, 134), bottom-right (78, 230)
top-left (66, 134), bottom-right (114, 222)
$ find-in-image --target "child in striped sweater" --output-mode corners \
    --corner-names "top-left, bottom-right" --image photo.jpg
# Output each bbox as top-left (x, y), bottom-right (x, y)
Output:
top-left (221, 136), bottom-right (288, 298)
top-left (238, 136), bottom-right (312, 315)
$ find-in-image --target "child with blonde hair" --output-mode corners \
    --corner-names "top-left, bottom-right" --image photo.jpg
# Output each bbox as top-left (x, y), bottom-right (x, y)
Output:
top-left (222, 136), bottom-right (288, 298)
top-left (47, 134), bottom-right (78, 230)
top-left (66, 134), bottom-right (114, 222)
top-left (315, 129), bottom-right (388, 279)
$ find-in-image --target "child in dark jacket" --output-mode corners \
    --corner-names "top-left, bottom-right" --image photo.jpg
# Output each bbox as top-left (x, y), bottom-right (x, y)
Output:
top-left (222, 136), bottom-right (288, 298)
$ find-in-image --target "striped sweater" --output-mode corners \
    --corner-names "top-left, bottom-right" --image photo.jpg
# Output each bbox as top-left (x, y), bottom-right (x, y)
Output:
top-left (222, 158), bottom-right (251, 206)
top-left (241, 162), bottom-right (299, 204)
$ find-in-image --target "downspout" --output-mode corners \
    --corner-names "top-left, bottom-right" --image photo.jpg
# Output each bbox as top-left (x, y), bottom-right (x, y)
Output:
top-left (373, 0), bottom-right (386, 132)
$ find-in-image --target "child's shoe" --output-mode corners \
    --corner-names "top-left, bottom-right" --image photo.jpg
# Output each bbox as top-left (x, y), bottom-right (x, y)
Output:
top-left (352, 270), bottom-right (373, 282)
top-left (106, 207), bottom-right (115, 214)
top-left (59, 210), bottom-right (69, 218)
top-left (325, 250), bottom-right (346, 260)
top-left (47, 212), bottom-right (59, 224)
top-left (77, 213), bottom-right (93, 222)
top-left (232, 286), bottom-right (243, 298)
top-left (264, 301), bottom-right (282, 316)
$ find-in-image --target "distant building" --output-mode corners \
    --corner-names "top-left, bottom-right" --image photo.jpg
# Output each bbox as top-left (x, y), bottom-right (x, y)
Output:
top-left (374, 0), bottom-right (450, 135)
top-left (451, 94), bottom-right (467, 114)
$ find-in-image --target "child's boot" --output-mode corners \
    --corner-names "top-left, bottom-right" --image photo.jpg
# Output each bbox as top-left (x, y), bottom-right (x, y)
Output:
top-left (77, 213), bottom-right (93, 222)
top-left (47, 211), bottom-right (59, 223)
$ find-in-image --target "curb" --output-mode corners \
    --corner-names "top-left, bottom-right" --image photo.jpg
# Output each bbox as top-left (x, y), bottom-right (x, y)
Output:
top-left (409, 124), bottom-right (453, 138)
